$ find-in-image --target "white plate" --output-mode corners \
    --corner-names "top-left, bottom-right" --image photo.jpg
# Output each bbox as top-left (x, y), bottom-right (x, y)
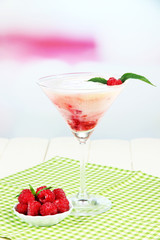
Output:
top-left (13, 200), bottom-right (73, 227)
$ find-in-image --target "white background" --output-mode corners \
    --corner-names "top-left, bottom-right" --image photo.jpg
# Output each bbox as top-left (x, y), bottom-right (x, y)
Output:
top-left (0, 0), bottom-right (160, 140)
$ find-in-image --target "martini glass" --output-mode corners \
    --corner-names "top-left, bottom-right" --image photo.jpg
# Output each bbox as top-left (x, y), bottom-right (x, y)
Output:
top-left (37, 72), bottom-right (125, 216)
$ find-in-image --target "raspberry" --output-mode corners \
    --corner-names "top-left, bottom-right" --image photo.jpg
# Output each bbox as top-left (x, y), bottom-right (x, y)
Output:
top-left (55, 198), bottom-right (69, 213)
top-left (37, 189), bottom-right (55, 204)
top-left (40, 202), bottom-right (57, 216)
top-left (27, 201), bottom-right (41, 216)
top-left (68, 118), bottom-right (97, 132)
top-left (107, 77), bottom-right (122, 86)
top-left (16, 203), bottom-right (28, 215)
top-left (18, 189), bottom-right (35, 204)
top-left (116, 79), bottom-right (123, 85)
top-left (36, 186), bottom-right (47, 194)
top-left (53, 188), bottom-right (66, 200)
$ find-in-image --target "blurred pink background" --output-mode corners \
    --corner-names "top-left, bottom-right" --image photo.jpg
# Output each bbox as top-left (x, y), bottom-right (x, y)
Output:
top-left (0, 0), bottom-right (160, 139)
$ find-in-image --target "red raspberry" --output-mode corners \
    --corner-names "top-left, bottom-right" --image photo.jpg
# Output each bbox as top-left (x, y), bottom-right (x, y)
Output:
top-left (16, 203), bottom-right (28, 215)
top-left (107, 77), bottom-right (122, 86)
top-left (18, 189), bottom-right (35, 204)
top-left (53, 188), bottom-right (66, 200)
top-left (36, 186), bottom-right (47, 194)
top-left (107, 77), bottom-right (117, 85)
top-left (37, 189), bottom-right (55, 204)
top-left (27, 201), bottom-right (41, 216)
top-left (55, 198), bottom-right (69, 213)
top-left (40, 202), bottom-right (57, 216)
top-left (116, 79), bottom-right (123, 85)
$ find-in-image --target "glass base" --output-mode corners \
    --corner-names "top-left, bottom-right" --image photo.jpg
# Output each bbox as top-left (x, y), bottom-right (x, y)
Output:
top-left (69, 194), bottom-right (112, 216)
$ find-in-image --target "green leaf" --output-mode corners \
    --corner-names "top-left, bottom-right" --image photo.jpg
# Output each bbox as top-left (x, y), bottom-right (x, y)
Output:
top-left (88, 77), bottom-right (107, 84)
top-left (36, 186), bottom-right (52, 196)
top-left (29, 184), bottom-right (36, 196)
top-left (120, 73), bottom-right (155, 86)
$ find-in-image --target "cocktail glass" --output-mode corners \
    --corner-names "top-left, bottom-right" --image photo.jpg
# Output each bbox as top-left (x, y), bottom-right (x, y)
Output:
top-left (37, 72), bottom-right (125, 216)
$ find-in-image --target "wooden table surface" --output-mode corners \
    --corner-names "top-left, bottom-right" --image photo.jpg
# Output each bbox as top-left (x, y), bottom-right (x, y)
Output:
top-left (0, 137), bottom-right (160, 179)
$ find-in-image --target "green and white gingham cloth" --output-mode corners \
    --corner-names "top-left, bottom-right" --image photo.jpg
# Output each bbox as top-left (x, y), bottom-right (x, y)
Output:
top-left (0, 157), bottom-right (159, 240)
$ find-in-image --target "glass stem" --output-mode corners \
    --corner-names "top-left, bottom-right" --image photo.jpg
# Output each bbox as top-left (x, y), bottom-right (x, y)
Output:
top-left (78, 140), bottom-right (88, 200)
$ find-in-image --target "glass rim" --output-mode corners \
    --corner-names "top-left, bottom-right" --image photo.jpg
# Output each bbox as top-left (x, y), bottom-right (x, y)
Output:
top-left (37, 72), bottom-right (127, 92)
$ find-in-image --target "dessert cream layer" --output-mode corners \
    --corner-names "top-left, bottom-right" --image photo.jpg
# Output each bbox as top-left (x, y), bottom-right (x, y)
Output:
top-left (41, 74), bottom-right (124, 132)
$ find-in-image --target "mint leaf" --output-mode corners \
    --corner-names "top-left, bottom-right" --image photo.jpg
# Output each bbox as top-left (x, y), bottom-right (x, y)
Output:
top-left (88, 77), bottom-right (107, 84)
top-left (29, 184), bottom-right (36, 196)
top-left (88, 73), bottom-right (155, 86)
top-left (36, 187), bottom-right (52, 196)
top-left (120, 73), bottom-right (155, 86)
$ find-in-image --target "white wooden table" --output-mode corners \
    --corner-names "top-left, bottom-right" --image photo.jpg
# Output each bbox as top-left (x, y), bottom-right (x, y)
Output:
top-left (0, 137), bottom-right (160, 179)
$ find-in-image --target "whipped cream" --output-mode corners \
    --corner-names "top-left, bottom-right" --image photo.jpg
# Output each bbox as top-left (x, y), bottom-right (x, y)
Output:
top-left (40, 73), bottom-right (121, 91)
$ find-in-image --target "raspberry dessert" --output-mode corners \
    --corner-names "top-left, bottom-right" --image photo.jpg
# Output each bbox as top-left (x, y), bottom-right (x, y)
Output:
top-left (15, 185), bottom-right (70, 216)
top-left (37, 72), bottom-right (154, 216)
top-left (40, 72), bottom-right (153, 135)
top-left (41, 73), bottom-right (124, 134)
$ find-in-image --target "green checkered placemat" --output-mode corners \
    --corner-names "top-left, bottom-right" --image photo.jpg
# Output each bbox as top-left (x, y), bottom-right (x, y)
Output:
top-left (0, 156), bottom-right (160, 240)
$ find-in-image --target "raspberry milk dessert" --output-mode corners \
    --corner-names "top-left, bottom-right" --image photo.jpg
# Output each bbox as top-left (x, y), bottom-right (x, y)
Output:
top-left (38, 71), bottom-right (153, 216)
top-left (40, 73), bottom-right (124, 140)
top-left (38, 72), bottom-right (126, 216)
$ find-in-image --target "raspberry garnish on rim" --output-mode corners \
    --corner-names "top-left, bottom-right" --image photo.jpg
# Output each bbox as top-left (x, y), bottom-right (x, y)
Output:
top-left (107, 77), bottom-right (122, 86)
top-left (88, 73), bottom-right (155, 86)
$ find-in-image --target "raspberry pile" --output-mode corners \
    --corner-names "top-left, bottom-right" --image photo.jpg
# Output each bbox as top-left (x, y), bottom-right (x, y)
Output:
top-left (107, 77), bottom-right (123, 86)
top-left (16, 186), bottom-right (70, 216)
